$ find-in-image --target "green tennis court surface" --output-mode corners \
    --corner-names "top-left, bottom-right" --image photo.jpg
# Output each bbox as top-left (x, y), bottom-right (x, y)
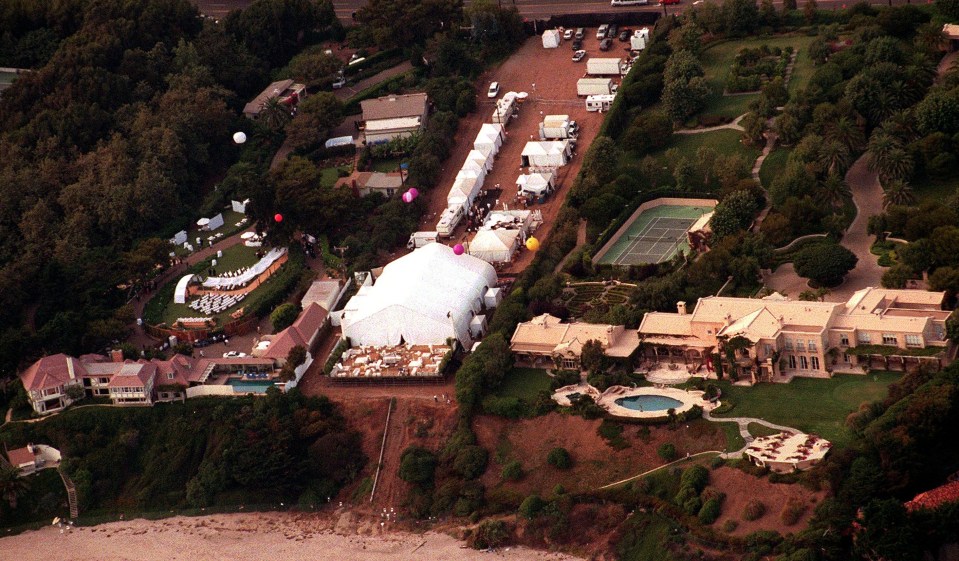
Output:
top-left (597, 205), bottom-right (712, 266)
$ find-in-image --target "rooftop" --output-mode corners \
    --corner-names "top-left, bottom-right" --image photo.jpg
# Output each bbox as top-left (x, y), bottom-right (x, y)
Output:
top-left (511, 314), bottom-right (640, 357)
top-left (360, 93), bottom-right (428, 122)
top-left (6, 446), bottom-right (36, 466)
top-left (743, 432), bottom-right (831, 469)
top-left (330, 343), bottom-right (450, 379)
top-left (906, 480), bottom-right (959, 512)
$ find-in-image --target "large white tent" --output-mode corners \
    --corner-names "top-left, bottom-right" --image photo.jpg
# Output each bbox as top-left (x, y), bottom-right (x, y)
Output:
top-left (174, 274), bottom-right (200, 304)
top-left (516, 172), bottom-right (555, 196)
top-left (468, 229), bottom-right (521, 263)
top-left (473, 124), bottom-right (505, 156)
top-left (341, 243), bottom-right (498, 348)
top-left (521, 141), bottom-right (570, 168)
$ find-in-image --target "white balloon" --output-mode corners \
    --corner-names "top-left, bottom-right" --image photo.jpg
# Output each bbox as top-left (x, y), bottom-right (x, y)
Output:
top-left (233, 131), bottom-right (247, 144)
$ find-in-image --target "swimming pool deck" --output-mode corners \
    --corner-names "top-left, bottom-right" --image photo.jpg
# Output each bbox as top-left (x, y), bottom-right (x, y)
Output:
top-left (553, 383), bottom-right (709, 420)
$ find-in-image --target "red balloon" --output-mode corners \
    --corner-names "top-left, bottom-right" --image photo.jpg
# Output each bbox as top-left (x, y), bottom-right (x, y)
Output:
top-left (274, 213), bottom-right (283, 223)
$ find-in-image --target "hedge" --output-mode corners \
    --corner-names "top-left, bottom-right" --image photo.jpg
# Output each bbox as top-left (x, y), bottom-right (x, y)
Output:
top-left (323, 337), bottom-right (352, 375)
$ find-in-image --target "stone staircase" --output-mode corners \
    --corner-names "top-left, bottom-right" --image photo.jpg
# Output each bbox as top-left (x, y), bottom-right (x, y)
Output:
top-left (58, 466), bottom-right (79, 519)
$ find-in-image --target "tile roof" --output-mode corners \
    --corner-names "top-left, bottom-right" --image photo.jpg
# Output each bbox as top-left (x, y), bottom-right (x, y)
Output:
top-left (691, 296), bottom-right (839, 328)
top-left (19, 354), bottom-right (86, 392)
top-left (510, 314), bottom-right (640, 357)
top-left (361, 93), bottom-right (428, 122)
top-left (107, 362), bottom-right (155, 388)
top-left (6, 446), bottom-right (36, 466)
top-left (906, 480), bottom-right (959, 512)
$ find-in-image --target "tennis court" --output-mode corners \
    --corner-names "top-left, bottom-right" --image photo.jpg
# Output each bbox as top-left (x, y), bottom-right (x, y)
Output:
top-left (595, 203), bottom-right (714, 266)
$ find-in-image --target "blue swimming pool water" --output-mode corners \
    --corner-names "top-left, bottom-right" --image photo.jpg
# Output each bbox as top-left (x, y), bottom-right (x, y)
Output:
top-left (615, 394), bottom-right (684, 412)
top-left (228, 379), bottom-right (278, 393)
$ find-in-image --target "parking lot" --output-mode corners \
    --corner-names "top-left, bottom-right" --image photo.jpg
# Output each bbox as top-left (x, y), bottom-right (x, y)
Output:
top-left (417, 28), bottom-right (636, 274)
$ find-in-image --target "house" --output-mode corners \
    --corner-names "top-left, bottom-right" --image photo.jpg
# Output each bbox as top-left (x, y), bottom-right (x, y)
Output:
top-left (360, 93), bottom-right (429, 144)
top-left (243, 79), bottom-right (306, 119)
top-left (18, 354), bottom-right (86, 414)
top-left (905, 480), bottom-right (959, 512)
top-left (4, 445), bottom-right (42, 475)
top-left (340, 243), bottom-right (497, 348)
top-left (510, 313), bottom-right (641, 369)
top-left (743, 433), bottom-right (831, 473)
top-left (943, 24), bottom-right (959, 51)
top-left (335, 171), bottom-right (406, 197)
top-left (637, 288), bottom-right (953, 383)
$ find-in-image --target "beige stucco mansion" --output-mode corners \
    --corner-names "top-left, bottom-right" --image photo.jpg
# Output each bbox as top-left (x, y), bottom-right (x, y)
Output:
top-left (511, 287), bottom-right (953, 381)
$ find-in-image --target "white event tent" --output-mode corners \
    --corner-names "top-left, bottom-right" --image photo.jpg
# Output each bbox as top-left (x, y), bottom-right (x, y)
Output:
top-left (340, 243), bottom-right (498, 348)
top-left (516, 172), bottom-right (555, 196)
top-left (473, 123), bottom-right (504, 156)
top-left (521, 141), bottom-right (571, 168)
top-left (468, 229), bottom-right (521, 263)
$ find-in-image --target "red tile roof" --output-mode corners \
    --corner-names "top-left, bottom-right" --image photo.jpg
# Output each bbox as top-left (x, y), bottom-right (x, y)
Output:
top-left (905, 480), bottom-right (959, 512)
top-left (292, 303), bottom-right (327, 345)
top-left (6, 446), bottom-right (36, 467)
top-left (263, 303), bottom-right (327, 360)
top-left (19, 354), bottom-right (86, 391)
top-left (107, 362), bottom-right (155, 388)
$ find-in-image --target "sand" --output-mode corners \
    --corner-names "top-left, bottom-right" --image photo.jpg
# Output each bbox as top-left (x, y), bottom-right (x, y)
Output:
top-left (0, 510), bottom-right (583, 561)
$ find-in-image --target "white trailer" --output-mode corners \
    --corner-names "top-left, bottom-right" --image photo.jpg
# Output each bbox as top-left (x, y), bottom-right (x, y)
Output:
top-left (407, 231), bottom-right (438, 249)
top-left (539, 114), bottom-right (572, 139)
top-left (542, 29), bottom-right (561, 48)
top-left (587, 57), bottom-right (625, 76)
top-left (577, 77), bottom-right (614, 96)
top-left (436, 206), bottom-right (465, 237)
top-left (630, 34), bottom-right (646, 52)
top-left (586, 94), bottom-right (616, 112)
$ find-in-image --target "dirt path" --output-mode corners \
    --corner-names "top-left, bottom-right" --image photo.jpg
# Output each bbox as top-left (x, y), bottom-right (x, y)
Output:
top-left (937, 51), bottom-right (958, 82)
top-left (371, 398), bottom-right (408, 510)
top-left (554, 220), bottom-right (587, 273)
top-left (674, 113), bottom-right (746, 135)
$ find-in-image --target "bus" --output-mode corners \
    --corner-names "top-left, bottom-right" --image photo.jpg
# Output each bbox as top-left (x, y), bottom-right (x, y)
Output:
top-left (610, 0), bottom-right (648, 5)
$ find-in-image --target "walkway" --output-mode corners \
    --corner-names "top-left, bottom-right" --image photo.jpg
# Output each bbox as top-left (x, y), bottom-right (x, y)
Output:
top-left (750, 124), bottom-right (778, 233)
top-left (674, 113), bottom-right (746, 135)
top-left (554, 220), bottom-right (587, 273)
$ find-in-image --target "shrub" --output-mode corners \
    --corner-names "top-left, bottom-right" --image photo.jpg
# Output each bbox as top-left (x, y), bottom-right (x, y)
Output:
top-left (792, 242), bottom-right (858, 287)
top-left (398, 446), bottom-right (437, 487)
top-left (658, 443), bottom-right (678, 462)
top-left (680, 465), bottom-right (710, 493)
top-left (323, 337), bottom-right (351, 375)
top-left (780, 497), bottom-right (807, 525)
top-left (743, 499), bottom-right (767, 521)
top-left (547, 447), bottom-right (573, 470)
top-left (470, 519), bottom-right (510, 549)
top-left (722, 519), bottom-right (739, 533)
top-left (453, 445), bottom-right (489, 480)
top-left (501, 460), bottom-right (524, 481)
top-left (519, 494), bottom-right (546, 519)
top-left (710, 456), bottom-right (726, 469)
top-left (699, 498), bottom-right (722, 525)
top-left (482, 395), bottom-right (524, 418)
top-left (683, 496), bottom-right (703, 515)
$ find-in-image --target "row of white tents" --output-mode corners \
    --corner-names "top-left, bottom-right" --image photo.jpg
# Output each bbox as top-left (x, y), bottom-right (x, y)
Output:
top-left (438, 123), bottom-right (506, 233)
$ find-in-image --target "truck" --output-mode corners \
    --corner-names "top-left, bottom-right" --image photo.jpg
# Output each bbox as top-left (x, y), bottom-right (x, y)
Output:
top-left (630, 34), bottom-right (646, 52)
top-left (577, 77), bottom-right (614, 96)
top-left (407, 231), bottom-right (438, 249)
top-left (540, 114), bottom-right (573, 139)
top-left (587, 57), bottom-right (625, 76)
top-left (586, 94), bottom-right (616, 112)
top-left (436, 206), bottom-right (465, 237)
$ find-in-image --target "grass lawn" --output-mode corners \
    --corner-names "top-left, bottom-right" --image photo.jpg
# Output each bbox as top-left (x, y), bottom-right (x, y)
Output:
top-left (496, 368), bottom-right (552, 402)
top-left (700, 35), bottom-right (818, 119)
top-left (173, 209), bottom-right (248, 257)
top-left (747, 422), bottom-right (782, 438)
top-left (714, 372), bottom-right (900, 447)
top-left (370, 157), bottom-right (404, 173)
top-left (759, 147), bottom-right (791, 190)
top-left (912, 175), bottom-right (958, 205)
top-left (158, 243), bottom-right (262, 326)
top-left (320, 165), bottom-right (351, 188)
top-left (661, 129), bottom-right (761, 162)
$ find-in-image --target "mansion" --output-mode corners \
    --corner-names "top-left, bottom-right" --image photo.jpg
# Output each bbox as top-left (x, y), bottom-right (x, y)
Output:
top-left (510, 287), bottom-right (953, 382)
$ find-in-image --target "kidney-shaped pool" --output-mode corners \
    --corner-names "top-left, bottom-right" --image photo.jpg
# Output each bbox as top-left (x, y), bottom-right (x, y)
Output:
top-left (614, 394), bottom-right (684, 412)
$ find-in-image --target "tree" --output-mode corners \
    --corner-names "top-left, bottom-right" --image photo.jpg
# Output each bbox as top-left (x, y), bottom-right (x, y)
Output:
top-left (285, 92), bottom-right (344, 150)
top-left (664, 50), bottom-right (705, 83)
top-left (803, 0), bottom-right (818, 24)
top-left (657, 442), bottom-right (677, 461)
top-left (399, 446), bottom-right (437, 487)
top-left (881, 264), bottom-right (915, 289)
top-left (286, 344), bottom-right (308, 369)
top-left (710, 189), bottom-right (760, 239)
top-left (258, 96), bottom-right (292, 133)
top-left (882, 180), bottom-right (916, 209)
top-left (519, 494), bottom-right (546, 519)
top-left (662, 76), bottom-right (711, 124)
top-left (65, 384), bottom-right (87, 401)
top-left (0, 463), bottom-right (29, 510)
top-left (546, 447), bottom-right (572, 469)
top-left (673, 158), bottom-right (697, 191)
top-left (580, 339), bottom-right (605, 374)
top-left (783, 0), bottom-right (797, 9)
top-left (793, 243), bottom-right (858, 287)
top-left (288, 51), bottom-right (341, 85)
top-left (271, 303), bottom-right (300, 332)
top-left (817, 173), bottom-right (852, 208)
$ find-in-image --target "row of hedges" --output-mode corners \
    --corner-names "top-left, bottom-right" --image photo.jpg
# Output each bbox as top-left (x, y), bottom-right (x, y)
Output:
top-left (324, 337), bottom-right (352, 375)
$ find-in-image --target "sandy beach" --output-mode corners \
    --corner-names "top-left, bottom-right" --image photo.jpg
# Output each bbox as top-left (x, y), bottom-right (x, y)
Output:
top-left (0, 511), bottom-right (583, 561)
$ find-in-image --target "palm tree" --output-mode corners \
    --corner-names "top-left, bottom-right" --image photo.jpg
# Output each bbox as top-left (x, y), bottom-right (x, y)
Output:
top-left (818, 140), bottom-right (851, 177)
top-left (882, 179), bottom-right (916, 209)
top-left (825, 116), bottom-right (865, 153)
top-left (867, 132), bottom-right (899, 172)
top-left (877, 147), bottom-right (914, 183)
top-left (0, 463), bottom-right (29, 510)
top-left (817, 173), bottom-right (852, 208)
top-left (258, 97), bottom-right (291, 133)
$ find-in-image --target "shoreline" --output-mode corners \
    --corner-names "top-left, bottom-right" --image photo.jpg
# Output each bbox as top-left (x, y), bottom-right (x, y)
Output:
top-left (0, 510), bottom-right (584, 561)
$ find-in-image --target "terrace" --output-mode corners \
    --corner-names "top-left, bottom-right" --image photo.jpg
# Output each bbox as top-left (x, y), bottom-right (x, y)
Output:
top-left (743, 432), bottom-right (831, 473)
top-left (329, 343), bottom-right (451, 380)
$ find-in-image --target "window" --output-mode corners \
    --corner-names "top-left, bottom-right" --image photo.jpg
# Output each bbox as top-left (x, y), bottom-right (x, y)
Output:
top-left (811, 356), bottom-right (820, 370)
top-left (795, 341), bottom-right (805, 352)
top-left (807, 340), bottom-right (817, 352)
top-left (98, 377), bottom-right (109, 384)
top-left (800, 356), bottom-right (808, 369)
top-left (840, 334), bottom-right (849, 346)
top-left (882, 334), bottom-right (898, 346)
top-left (168, 372), bottom-right (175, 380)
top-left (935, 325), bottom-right (945, 340)
top-left (843, 353), bottom-right (850, 363)
top-left (784, 339), bottom-right (793, 351)
top-left (562, 358), bottom-right (577, 369)
top-left (763, 344), bottom-right (773, 357)
top-left (788, 355), bottom-right (796, 369)
top-left (905, 334), bottom-right (922, 347)
top-left (857, 332), bottom-right (871, 344)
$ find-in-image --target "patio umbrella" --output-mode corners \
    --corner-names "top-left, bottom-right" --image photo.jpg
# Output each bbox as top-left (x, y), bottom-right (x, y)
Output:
top-left (196, 218), bottom-right (210, 227)
top-left (240, 232), bottom-right (256, 240)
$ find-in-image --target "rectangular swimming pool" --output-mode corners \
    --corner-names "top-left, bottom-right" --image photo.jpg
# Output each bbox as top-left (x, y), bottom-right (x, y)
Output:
top-left (228, 379), bottom-right (279, 393)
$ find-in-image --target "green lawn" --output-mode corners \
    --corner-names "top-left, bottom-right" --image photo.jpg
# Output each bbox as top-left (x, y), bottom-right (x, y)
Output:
top-left (371, 157), bottom-right (404, 173)
top-left (747, 422), bottom-right (782, 438)
top-left (320, 165), bottom-right (351, 187)
top-left (660, 129), bottom-right (761, 162)
top-left (496, 368), bottom-right (552, 402)
top-left (714, 372), bottom-right (901, 446)
top-left (912, 175), bottom-right (958, 205)
top-left (759, 147), bottom-right (791, 190)
top-left (700, 35), bottom-right (818, 119)
top-left (159, 243), bottom-right (262, 325)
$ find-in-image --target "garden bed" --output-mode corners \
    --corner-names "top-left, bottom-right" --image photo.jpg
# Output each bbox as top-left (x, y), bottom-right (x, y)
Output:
top-left (725, 45), bottom-right (793, 94)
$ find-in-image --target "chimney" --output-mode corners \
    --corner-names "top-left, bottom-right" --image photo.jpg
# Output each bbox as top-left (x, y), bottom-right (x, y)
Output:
top-left (110, 349), bottom-right (123, 363)
top-left (677, 301), bottom-right (687, 315)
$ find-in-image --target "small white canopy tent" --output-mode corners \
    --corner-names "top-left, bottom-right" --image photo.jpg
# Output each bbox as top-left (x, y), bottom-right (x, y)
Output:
top-left (468, 229), bottom-right (521, 263)
top-left (516, 172), bottom-right (555, 196)
top-left (542, 29), bottom-right (561, 48)
top-left (459, 158), bottom-right (487, 184)
top-left (521, 141), bottom-right (570, 168)
top-left (466, 149), bottom-right (493, 172)
top-left (447, 175), bottom-right (483, 209)
top-left (473, 124), bottom-right (505, 156)
top-left (174, 274), bottom-right (200, 304)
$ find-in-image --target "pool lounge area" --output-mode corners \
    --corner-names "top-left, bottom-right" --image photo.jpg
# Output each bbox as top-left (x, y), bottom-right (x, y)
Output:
top-left (228, 378), bottom-right (280, 394)
top-left (553, 384), bottom-right (708, 420)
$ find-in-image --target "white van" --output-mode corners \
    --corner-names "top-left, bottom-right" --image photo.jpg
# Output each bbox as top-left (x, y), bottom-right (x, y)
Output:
top-left (407, 231), bottom-right (439, 249)
top-left (586, 94), bottom-right (616, 112)
top-left (596, 24), bottom-right (609, 39)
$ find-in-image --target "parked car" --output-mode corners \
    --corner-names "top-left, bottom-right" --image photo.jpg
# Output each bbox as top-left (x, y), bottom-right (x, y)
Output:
top-left (569, 120), bottom-right (579, 133)
top-left (661, 0), bottom-right (681, 4)
top-left (574, 27), bottom-right (585, 40)
top-left (572, 50), bottom-right (587, 62)
top-left (599, 38), bottom-right (613, 51)
top-left (609, 24), bottom-right (618, 37)
top-left (332, 74), bottom-right (346, 89)
top-left (618, 29), bottom-right (631, 41)
top-left (563, 28), bottom-right (573, 40)
top-left (596, 24), bottom-right (609, 39)
top-left (223, 351), bottom-right (248, 358)
top-left (487, 82), bottom-right (500, 98)
top-left (571, 38), bottom-right (583, 51)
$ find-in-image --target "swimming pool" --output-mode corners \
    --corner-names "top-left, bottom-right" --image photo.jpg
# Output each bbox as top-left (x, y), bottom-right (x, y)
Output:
top-left (615, 394), bottom-right (684, 412)
top-left (228, 379), bottom-right (279, 393)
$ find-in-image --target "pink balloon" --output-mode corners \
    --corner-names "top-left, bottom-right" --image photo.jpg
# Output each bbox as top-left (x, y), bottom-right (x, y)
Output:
top-left (402, 191), bottom-right (414, 203)
top-left (408, 187), bottom-right (419, 199)
top-left (453, 244), bottom-right (465, 255)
